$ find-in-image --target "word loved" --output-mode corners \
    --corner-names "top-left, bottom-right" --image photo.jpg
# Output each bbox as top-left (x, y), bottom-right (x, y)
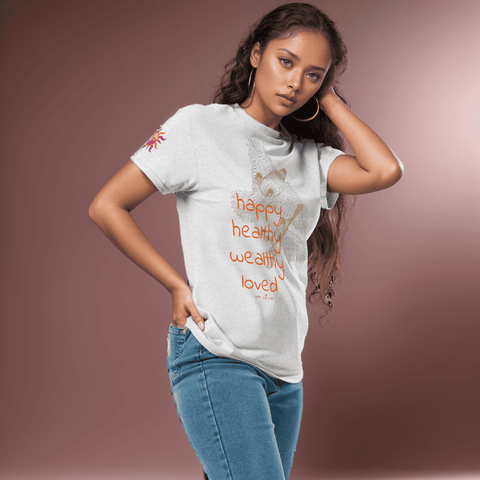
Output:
top-left (241, 275), bottom-right (279, 292)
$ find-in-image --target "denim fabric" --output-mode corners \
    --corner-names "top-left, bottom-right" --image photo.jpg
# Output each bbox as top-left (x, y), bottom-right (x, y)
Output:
top-left (167, 324), bottom-right (303, 480)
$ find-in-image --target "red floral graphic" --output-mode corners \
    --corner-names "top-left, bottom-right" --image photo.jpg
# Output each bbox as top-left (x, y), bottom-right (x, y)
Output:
top-left (143, 126), bottom-right (166, 152)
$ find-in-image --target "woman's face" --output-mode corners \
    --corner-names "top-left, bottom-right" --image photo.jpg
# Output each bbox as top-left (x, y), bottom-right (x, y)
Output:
top-left (241, 29), bottom-right (332, 129)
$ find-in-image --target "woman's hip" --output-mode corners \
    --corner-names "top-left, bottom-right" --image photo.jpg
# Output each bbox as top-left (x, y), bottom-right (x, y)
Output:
top-left (166, 325), bottom-right (303, 479)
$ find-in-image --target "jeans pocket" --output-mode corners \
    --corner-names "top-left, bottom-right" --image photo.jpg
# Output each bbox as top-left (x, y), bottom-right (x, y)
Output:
top-left (169, 323), bottom-right (188, 334)
top-left (166, 325), bottom-right (188, 387)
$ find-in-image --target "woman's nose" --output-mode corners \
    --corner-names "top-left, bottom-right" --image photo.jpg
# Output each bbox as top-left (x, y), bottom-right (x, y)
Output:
top-left (288, 72), bottom-right (303, 91)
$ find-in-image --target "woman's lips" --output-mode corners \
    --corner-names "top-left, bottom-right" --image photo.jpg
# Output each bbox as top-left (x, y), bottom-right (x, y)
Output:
top-left (278, 94), bottom-right (296, 104)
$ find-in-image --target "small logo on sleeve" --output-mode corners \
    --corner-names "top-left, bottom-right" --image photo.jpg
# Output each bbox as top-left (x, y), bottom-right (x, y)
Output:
top-left (143, 126), bottom-right (166, 152)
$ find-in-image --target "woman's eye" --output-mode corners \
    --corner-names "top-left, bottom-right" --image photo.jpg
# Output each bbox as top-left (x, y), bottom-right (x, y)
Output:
top-left (280, 58), bottom-right (320, 81)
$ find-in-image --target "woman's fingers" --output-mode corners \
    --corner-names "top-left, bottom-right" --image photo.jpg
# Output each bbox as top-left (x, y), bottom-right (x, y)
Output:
top-left (171, 285), bottom-right (205, 331)
top-left (187, 300), bottom-right (205, 331)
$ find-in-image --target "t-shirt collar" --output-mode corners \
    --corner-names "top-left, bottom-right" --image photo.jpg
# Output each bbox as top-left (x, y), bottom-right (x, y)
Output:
top-left (231, 103), bottom-right (290, 140)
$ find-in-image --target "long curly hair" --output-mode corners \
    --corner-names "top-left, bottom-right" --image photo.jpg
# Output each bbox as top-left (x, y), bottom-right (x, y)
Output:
top-left (212, 2), bottom-right (354, 322)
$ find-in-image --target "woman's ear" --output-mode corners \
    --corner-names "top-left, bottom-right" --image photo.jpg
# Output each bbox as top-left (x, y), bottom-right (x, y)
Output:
top-left (250, 42), bottom-right (261, 68)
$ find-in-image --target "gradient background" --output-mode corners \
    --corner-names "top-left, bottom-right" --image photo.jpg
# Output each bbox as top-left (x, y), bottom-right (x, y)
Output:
top-left (1, 0), bottom-right (479, 479)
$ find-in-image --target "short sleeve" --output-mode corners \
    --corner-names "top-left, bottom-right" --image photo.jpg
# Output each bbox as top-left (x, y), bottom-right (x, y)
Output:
top-left (130, 107), bottom-right (199, 195)
top-left (317, 143), bottom-right (345, 210)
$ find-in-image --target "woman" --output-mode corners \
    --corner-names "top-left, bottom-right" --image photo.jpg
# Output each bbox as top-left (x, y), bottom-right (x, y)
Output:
top-left (89, 3), bottom-right (403, 479)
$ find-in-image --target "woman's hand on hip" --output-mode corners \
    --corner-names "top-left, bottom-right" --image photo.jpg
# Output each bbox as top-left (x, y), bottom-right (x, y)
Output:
top-left (171, 284), bottom-right (206, 331)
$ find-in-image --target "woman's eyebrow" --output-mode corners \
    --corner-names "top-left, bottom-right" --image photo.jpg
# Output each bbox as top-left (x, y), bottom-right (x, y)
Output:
top-left (277, 48), bottom-right (326, 72)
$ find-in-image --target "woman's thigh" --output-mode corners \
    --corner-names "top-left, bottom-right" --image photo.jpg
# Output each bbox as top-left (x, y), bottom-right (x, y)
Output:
top-left (268, 378), bottom-right (303, 479)
top-left (166, 326), bottom-right (303, 480)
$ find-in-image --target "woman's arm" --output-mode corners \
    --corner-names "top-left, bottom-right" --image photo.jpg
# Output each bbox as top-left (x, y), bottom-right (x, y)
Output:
top-left (88, 160), bottom-right (206, 330)
top-left (319, 87), bottom-right (404, 194)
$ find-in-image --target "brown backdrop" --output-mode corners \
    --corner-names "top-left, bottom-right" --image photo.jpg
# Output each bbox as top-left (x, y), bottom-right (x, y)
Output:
top-left (1, 0), bottom-right (479, 479)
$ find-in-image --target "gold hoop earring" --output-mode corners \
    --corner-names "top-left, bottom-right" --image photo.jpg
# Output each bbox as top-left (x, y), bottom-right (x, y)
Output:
top-left (242, 68), bottom-right (256, 108)
top-left (292, 96), bottom-right (320, 122)
top-left (248, 68), bottom-right (254, 87)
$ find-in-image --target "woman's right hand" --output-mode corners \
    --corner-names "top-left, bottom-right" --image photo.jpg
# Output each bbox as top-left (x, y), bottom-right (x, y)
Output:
top-left (171, 284), bottom-right (206, 331)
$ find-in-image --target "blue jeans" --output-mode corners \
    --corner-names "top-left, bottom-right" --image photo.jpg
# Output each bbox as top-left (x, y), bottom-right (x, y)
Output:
top-left (166, 324), bottom-right (303, 480)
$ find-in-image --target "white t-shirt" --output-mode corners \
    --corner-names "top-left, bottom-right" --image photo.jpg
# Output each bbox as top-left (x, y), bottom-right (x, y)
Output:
top-left (130, 103), bottom-right (345, 382)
